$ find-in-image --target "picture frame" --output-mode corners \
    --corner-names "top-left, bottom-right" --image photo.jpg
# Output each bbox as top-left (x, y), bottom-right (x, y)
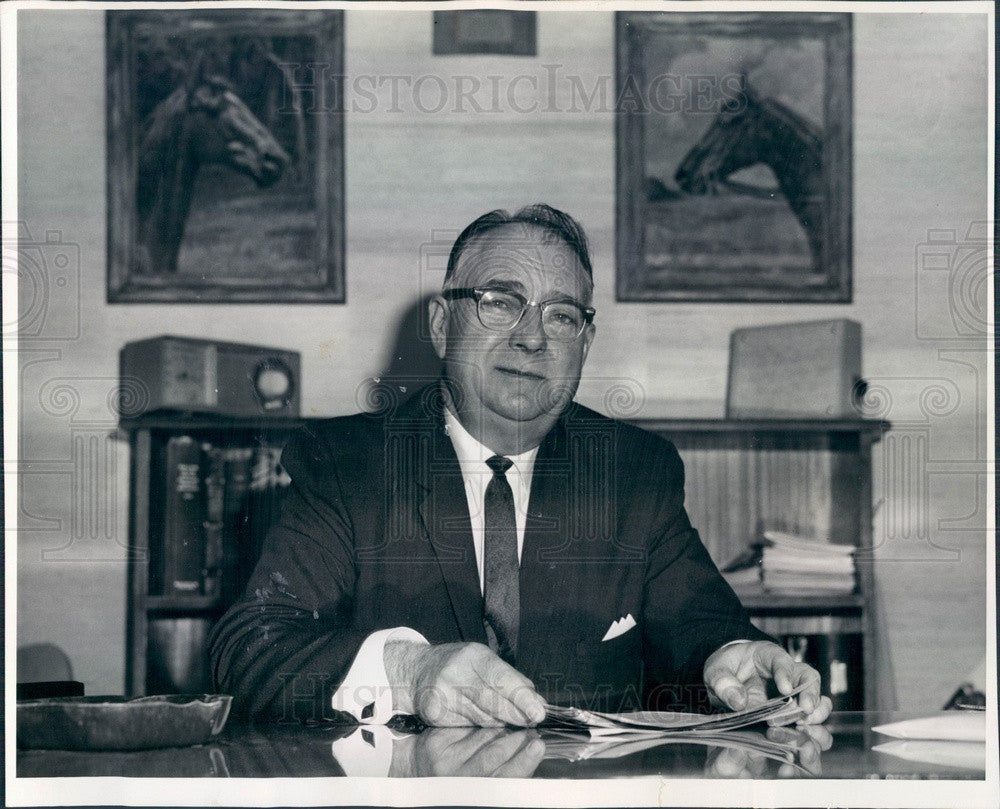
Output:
top-left (616, 12), bottom-right (852, 302)
top-left (432, 10), bottom-right (537, 56)
top-left (106, 10), bottom-right (345, 303)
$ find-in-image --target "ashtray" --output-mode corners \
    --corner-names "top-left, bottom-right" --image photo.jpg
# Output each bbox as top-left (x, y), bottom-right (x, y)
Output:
top-left (17, 694), bottom-right (233, 751)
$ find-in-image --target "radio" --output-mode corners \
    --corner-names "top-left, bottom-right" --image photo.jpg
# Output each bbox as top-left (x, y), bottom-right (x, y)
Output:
top-left (119, 335), bottom-right (301, 417)
top-left (726, 319), bottom-right (864, 419)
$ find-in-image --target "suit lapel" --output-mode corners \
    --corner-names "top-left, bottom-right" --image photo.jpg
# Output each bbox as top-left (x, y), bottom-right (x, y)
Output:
top-left (518, 416), bottom-right (568, 678)
top-left (407, 394), bottom-right (487, 644)
top-left (519, 405), bottom-right (623, 681)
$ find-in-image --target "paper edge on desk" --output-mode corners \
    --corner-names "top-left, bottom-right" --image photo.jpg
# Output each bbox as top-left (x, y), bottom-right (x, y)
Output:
top-left (871, 713), bottom-right (987, 742)
top-left (872, 739), bottom-right (987, 771)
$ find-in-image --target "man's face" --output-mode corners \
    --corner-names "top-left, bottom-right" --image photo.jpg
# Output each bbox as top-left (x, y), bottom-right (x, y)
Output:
top-left (429, 223), bottom-right (596, 450)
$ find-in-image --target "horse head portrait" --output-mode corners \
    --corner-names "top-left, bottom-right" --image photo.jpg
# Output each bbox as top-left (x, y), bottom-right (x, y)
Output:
top-left (136, 53), bottom-right (292, 275)
top-left (672, 77), bottom-right (825, 266)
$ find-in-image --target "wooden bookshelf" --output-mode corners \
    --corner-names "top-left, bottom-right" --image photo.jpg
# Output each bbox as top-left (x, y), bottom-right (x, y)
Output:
top-left (730, 587), bottom-right (865, 612)
top-left (630, 417), bottom-right (889, 435)
top-left (123, 414), bottom-right (307, 697)
top-left (637, 418), bottom-right (887, 711)
top-left (123, 413), bottom-right (887, 708)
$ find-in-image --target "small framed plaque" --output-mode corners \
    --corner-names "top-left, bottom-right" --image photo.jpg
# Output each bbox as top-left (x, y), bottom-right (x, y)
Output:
top-left (432, 11), bottom-right (537, 56)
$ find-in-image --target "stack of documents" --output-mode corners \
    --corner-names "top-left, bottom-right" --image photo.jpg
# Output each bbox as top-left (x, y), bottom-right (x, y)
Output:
top-left (541, 685), bottom-right (811, 771)
top-left (542, 728), bottom-right (804, 769)
top-left (760, 530), bottom-right (856, 595)
top-left (543, 683), bottom-right (806, 736)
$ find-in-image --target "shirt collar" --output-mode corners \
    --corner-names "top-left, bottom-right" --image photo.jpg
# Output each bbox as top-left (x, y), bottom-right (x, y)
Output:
top-left (442, 404), bottom-right (539, 476)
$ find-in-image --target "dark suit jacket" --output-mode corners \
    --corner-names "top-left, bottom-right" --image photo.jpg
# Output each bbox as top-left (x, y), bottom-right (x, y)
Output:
top-left (209, 386), bottom-right (769, 720)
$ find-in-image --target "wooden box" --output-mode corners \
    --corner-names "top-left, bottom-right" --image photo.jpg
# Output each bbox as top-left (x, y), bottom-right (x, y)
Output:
top-left (727, 319), bottom-right (863, 419)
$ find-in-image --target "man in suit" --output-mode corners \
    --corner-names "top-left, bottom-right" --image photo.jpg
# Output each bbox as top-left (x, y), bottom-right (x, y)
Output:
top-left (209, 204), bottom-right (831, 729)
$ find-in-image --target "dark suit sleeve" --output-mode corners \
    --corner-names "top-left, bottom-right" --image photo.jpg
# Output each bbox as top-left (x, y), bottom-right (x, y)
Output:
top-left (208, 426), bottom-right (368, 721)
top-left (639, 438), bottom-right (772, 700)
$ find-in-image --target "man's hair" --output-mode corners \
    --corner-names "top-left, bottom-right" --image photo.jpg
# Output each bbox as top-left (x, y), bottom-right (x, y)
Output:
top-left (444, 204), bottom-right (593, 285)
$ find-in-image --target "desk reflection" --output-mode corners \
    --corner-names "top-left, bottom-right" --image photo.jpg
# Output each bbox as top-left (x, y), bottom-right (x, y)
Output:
top-left (16, 723), bottom-right (831, 779)
top-left (378, 724), bottom-right (832, 780)
top-left (17, 714), bottom-right (986, 780)
top-left (387, 728), bottom-right (546, 778)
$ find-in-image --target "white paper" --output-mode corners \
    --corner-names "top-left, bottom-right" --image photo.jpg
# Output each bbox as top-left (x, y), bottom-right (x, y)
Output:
top-left (544, 682), bottom-right (808, 735)
top-left (871, 712), bottom-right (986, 742)
top-left (872, 740), bottom-right (986, 771)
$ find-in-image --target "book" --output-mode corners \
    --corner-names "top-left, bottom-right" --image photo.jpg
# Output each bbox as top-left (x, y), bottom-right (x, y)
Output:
top-left (161, 436), bottom-right (206, 595)
top-left (201, 444), bottom-right (226, 600)
top-left (220, 446), bottom-right (254, 604)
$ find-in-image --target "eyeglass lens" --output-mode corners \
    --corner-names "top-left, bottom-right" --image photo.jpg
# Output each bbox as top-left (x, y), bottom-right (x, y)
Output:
top-left (477, 289), bottom-right (584, 340)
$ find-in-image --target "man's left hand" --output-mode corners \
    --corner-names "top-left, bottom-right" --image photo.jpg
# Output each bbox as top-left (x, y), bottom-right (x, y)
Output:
top-left (703, 641), bottom-right (832, 725)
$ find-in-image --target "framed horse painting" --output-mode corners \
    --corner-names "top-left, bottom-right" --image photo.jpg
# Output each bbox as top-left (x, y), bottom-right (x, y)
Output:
top-left (106, 10), bottom-right (344, 303)
top-left (615, 12), bottom-right (852, 302)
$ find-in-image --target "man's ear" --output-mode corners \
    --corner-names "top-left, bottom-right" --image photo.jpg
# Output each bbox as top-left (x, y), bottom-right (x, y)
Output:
top-left (427, 295), bottom-right (449, 360)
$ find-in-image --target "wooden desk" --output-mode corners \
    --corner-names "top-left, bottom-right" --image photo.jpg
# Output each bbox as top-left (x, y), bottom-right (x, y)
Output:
top-left (17, 712), bottom-right (985, 780)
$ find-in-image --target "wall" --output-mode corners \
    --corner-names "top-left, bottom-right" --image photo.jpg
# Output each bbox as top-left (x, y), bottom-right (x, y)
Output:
top-left (14, 9), bottom-right (990, 708)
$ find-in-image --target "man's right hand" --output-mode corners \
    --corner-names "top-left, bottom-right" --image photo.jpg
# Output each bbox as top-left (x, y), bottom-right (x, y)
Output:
top-left (384, 640), bottom-right (547, 727)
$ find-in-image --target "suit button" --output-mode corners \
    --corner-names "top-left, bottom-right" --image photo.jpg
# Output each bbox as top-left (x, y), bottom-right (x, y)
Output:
top-left (576, 641), bottom-right (588, 657)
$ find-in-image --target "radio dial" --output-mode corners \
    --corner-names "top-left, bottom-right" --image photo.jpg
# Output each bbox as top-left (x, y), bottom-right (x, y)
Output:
top-left (254, 359), bottom-right (295, 410)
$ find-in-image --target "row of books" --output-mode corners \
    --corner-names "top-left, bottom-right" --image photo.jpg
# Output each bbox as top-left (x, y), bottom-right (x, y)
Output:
top-left (722, 529), bottom-right (857, 596)
top-left (147, 435), bottom-right (291, 693)
top-left (151, 435), bottom-right (291, 603)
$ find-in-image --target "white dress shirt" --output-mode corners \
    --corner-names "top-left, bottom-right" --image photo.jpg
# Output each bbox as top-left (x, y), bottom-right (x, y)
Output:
top-left (442, 406), bottom-right (540, 591)
top-left (331, 404), bottom-right (539, 723)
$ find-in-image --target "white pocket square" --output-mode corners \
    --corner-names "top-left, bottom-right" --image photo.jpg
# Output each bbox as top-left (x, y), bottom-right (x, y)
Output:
top-left (601, 614), bottom-right (636, 642)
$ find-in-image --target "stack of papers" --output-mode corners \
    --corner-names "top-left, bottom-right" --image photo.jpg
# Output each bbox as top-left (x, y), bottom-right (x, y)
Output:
top-left (541, 686), bottom-right (810, 773)
top-left (543, 683), bottom-right (806, 736)
top-left (761, 530), bottom-right (856, 595)
top-left (543, 728), bottom-right (803, 769)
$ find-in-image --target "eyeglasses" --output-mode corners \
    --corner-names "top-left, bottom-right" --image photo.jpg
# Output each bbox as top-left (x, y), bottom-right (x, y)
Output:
top-left (443, 287), bottom-right (595, 342)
